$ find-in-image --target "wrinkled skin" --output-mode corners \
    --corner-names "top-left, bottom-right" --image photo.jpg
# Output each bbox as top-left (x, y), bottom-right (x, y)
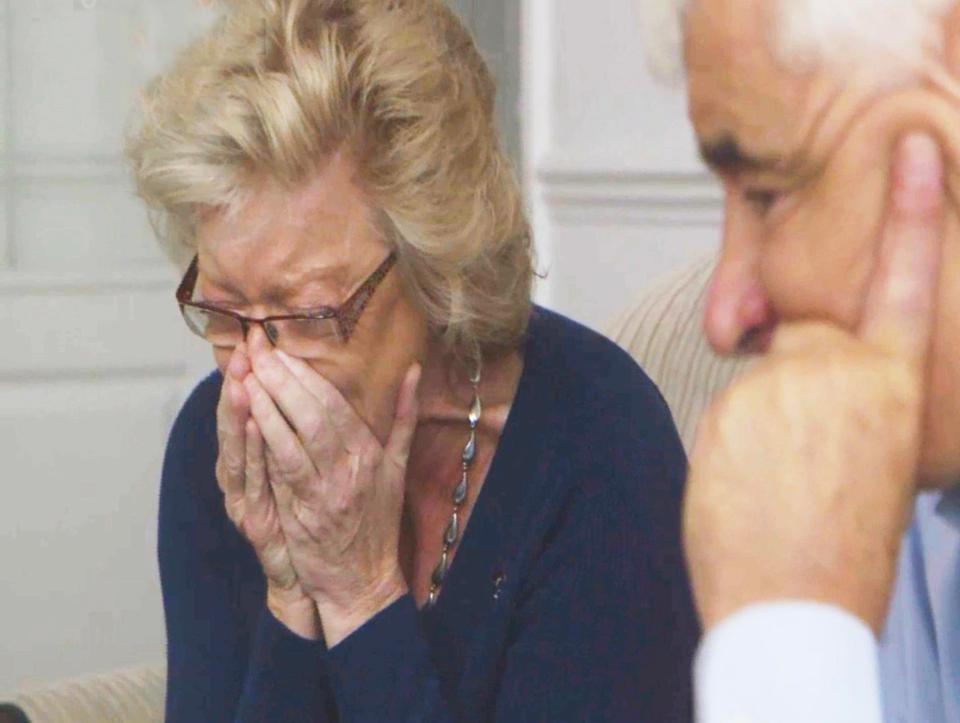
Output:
top-left (686, 0), bottom-right (960, 484)
top-left (680, 0), bottom-right (960, 633)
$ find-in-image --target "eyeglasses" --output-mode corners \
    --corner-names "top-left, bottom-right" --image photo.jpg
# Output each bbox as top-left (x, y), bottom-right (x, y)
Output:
top-left (176, 252), bottom-right (397, 356)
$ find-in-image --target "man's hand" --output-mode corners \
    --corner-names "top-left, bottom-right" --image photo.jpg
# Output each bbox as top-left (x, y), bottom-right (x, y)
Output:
top-left (685, 133), bottom-right (946, 634)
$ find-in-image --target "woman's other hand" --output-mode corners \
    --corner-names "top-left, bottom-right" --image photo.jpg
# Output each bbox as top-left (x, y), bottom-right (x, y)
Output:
top-left (244, 329), bottom-right (422, 647)
top-left (216, 344), bottom-right (320, 639)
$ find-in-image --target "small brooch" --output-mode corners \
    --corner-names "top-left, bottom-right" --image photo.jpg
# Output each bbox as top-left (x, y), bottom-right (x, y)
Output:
top-left (492, 571), bottom-right (506, 601)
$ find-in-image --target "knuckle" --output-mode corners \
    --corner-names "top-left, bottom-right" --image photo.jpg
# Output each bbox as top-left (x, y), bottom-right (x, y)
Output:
top-left (301, 412), bottom-right (325, 447)
top-left (291, 497), bottom-right (324, 534)
top-left (224, 498), bottom-right (245, 529)
top-left (220, 450), bottom-right (244, 478)
top-left (384, 449), bottom-right (408, 477)
top-left (278, 450), bottom-right (307, 478)
top-left (328, 484), bottom-right (361, 519)
top-left (215, 456), bottom-right (235, 489)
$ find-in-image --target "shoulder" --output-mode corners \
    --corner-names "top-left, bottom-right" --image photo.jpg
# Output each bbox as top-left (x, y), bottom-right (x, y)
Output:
top-left (513, 311), bottom-right (698, 652)
top-left (166, 370), bottom-right (223, 457)
top-left (161, 370), bottom-right (223, 511)
top-left (526, 307), bottom-right (682, 456)
top-left (522, 308), bottom-right (687, 531)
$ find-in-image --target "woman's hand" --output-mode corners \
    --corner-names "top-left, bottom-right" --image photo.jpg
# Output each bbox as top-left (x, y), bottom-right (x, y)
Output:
top-left (685, 133), bottom-right (946, 634)
top-left (243, 329), bottom-right (421, 647)
top-left (216, 345), bottom-right (320, 639)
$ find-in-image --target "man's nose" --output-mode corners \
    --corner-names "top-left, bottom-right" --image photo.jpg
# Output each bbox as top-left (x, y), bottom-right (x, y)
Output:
top-left (703, 257), bottom-right (776, 356)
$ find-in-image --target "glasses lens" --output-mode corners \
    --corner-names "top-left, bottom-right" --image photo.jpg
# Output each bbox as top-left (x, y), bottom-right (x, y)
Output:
top-left (273, 317), bottom-right (341, 357)
top-left (181, 306), bottom-right (244, 348)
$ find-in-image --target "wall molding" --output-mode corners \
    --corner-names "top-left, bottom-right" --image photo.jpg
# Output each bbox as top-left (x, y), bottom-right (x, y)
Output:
top-left (536, 159), bottom-right (723, 226)
top-left (9, 153), bottom-right (128, 184)
top-left (1, 0), bottom-right (12, 268)
top-left (0, 363), bottom-right (188, 386)
top-left (0, 267), bottom-right (173, 295)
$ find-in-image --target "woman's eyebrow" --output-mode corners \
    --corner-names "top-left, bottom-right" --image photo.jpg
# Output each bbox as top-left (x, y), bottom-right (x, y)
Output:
top-left (261, 263), bottom-right (347, 305)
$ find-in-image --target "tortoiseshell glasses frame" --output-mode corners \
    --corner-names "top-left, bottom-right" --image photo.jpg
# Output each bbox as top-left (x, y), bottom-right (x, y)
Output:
top-left (175, 252), bottom-right (397, 354)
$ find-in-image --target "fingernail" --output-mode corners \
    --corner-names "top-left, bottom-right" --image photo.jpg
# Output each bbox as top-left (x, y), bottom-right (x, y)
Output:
top-left (895, 133), bottom-right (942, 201)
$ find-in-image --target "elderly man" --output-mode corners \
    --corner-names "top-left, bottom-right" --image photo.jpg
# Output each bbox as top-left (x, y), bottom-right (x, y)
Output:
top-left (643, 0), bottom-right (960, 721)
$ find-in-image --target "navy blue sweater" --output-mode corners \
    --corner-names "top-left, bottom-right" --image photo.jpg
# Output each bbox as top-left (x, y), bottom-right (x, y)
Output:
top-left (159, 307), bottom-right (699, 722)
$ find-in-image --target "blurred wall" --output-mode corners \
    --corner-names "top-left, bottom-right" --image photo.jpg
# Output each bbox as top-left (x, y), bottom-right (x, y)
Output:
top-left (0, 0), bottom-right (236, 692)
top-left (449, 0), bottom-right (522, 166)
top-left (524, 0), bottom-right (721, 330)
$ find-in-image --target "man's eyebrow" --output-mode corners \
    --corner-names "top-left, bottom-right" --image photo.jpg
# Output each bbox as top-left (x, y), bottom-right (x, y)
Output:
top-left (698, 135), bottom-right (786, 175)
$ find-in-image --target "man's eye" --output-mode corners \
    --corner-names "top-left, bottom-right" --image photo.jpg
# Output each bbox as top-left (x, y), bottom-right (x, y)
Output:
top-left (744, 188), bottom-right (782, 216)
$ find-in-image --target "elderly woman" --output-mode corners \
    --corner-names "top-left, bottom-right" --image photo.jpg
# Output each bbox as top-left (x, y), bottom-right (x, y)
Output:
top-left (126, 1), bottom-right (697, 720)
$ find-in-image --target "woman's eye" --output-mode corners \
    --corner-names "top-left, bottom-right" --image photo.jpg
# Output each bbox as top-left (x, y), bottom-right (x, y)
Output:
top-left (744, 188), bottom-right (782, 216)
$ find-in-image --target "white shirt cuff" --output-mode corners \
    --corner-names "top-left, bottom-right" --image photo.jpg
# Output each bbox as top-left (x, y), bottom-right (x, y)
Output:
top-left (695, 601), bottom-right (883, 723)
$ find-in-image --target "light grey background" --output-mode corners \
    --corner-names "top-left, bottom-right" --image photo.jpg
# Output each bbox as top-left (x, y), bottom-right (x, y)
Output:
top-left (449, 0), bottom-right (523, 166)
top-left (0, 0), bottom-right (716, 691)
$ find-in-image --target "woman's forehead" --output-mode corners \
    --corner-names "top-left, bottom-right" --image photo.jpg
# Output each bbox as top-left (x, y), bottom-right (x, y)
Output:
top-left (195, 179), bottom-right (387, 304)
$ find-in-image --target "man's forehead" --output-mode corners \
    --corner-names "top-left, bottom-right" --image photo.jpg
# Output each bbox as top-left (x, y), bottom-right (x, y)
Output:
top-left (684, 0), bottom-right (816, 168)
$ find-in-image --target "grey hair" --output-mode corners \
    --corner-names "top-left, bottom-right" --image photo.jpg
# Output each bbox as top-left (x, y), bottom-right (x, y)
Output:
top-left (641, 0), bottom-right (957, 84)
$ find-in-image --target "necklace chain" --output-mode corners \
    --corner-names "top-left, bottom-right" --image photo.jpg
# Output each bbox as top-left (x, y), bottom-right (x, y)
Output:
top-left (425, 361), bottom-right (482, 609)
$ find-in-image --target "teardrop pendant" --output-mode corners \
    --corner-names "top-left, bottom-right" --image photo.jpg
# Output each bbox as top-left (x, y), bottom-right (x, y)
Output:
top-left (426, 359), bottom-right (481, 609)
top-left (452, 471), bottom-right (468, 505)
top-left (462, 430), bottom-right (477, 464)
top-left (444, 512), bottom-right (460, 546)
top-left (431, 550), bottom-right (450, 587)
top-left (468, 394), bottom-right (482, 429)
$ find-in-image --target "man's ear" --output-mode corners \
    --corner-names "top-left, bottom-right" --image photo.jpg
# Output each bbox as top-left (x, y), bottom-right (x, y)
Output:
top-left (844, 89), bottom-right (960, 214)
top-left (942, 5), bottom-right (960, 76)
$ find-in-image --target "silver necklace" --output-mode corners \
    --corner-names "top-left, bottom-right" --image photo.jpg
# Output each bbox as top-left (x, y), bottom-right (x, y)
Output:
top-left (425, 360), bottom-right (482, 609)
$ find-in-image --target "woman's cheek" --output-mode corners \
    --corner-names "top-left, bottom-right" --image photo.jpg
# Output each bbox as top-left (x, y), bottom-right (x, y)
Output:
top-left (214, 347), bottom-right (232, 375)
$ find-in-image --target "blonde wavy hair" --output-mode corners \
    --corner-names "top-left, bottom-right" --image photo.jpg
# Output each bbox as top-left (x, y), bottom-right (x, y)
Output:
top-left (126, 0), bottom-right (534, 358)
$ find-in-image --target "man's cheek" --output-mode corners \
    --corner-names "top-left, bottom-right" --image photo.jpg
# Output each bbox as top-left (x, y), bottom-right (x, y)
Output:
top-left (761, 155), bottom-right (890, 327)
top-left (759, 211), bottom-right (877, 329)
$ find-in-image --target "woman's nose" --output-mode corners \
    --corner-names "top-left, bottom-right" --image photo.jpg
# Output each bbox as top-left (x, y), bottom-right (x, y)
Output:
top-left (703, 259), bottom-right (777, 356)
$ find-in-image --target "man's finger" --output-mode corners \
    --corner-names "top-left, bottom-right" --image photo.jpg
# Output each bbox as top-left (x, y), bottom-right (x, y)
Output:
top-left (769, 321), bottom-right (850, 356)
top-left (382, 364), bottom-right (422, 477)
top-left (859, 132), bottom-right (946, 366)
